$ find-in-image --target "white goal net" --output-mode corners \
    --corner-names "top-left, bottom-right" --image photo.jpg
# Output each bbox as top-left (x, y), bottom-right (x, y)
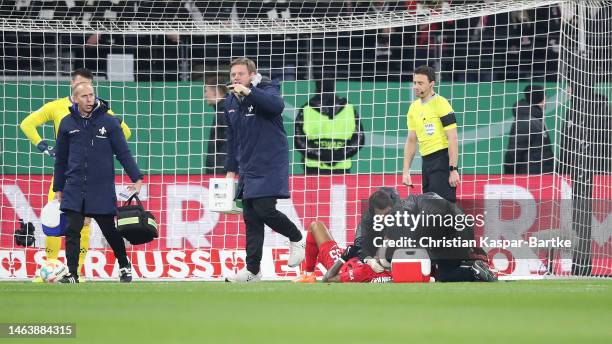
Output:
top-left (0, 0), bottom-right (610, 280)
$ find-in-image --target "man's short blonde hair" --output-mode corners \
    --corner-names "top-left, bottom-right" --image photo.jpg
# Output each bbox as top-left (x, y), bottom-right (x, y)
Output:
top-left (230, 57), bottom-right (257, 74)
top-left (72, 82), bottom-right (94, 97)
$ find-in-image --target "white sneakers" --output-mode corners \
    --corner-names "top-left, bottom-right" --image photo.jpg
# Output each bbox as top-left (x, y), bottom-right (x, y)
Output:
top-left (225, 232), bottom-right (306, 282)
top-left (225, 268), bottom-right (262, 283)
top-left (287, 233), bottom-right (306, 268)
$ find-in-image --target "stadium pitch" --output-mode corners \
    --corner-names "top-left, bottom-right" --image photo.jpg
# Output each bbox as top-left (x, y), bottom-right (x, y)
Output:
top-left (0, 280), bottom-right (611, 344)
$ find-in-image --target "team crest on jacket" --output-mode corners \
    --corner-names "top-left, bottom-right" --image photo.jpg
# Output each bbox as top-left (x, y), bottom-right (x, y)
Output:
top-left (97, 126), bottom-right (107, 138)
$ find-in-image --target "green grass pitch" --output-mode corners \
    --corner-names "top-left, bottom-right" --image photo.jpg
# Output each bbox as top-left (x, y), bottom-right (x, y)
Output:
top-left (0, 280), bottom-right (611, 344)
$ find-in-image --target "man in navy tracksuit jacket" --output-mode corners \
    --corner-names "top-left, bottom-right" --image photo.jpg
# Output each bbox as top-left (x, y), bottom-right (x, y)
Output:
top-left (53, 83), bottom-right (143, 283)
top-left (224, 58), bottom-right (305, 282)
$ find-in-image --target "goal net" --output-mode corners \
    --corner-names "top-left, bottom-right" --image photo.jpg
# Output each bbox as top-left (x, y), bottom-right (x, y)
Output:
top-left (0, 0), bottom-right (610, 280)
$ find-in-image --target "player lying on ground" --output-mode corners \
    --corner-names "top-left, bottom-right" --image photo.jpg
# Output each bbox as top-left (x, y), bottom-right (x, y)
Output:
top-left (293, 221), bottom-right (392, 283)
top-left (361, 189), bottom-right (497, 282)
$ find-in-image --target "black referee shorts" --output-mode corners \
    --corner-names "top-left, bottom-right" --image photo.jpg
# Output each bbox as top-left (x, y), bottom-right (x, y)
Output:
top-left (421, 148), bottom-right (456, 203)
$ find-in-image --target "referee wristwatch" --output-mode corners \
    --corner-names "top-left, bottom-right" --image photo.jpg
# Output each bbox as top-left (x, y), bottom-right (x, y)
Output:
top-left (449, 166), bottom-right (459, 172)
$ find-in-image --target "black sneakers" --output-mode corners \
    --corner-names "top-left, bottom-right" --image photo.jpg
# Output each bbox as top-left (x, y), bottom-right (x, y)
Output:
top-left (119, 263), bottom-right (133, 283)
top-left (58, 274), bottom-right (79, 284)
top-left (471, 260), bottom-right (498, 282)
top-left (58, 264), bottom-right (132, 283)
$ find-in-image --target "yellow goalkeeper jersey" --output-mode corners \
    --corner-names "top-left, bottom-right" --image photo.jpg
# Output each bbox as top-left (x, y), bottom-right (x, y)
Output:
top-left (406, 93), bottom-right (457, 156)
top-left (20, 96), bottom-right (131, 146)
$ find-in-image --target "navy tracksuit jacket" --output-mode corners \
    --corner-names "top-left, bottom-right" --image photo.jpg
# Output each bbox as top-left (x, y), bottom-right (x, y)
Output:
top-left (53, 99), bottom-right (142, 215)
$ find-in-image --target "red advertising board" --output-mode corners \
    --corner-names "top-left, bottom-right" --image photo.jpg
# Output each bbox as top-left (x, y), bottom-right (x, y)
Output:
top-left (1, 174), bottom-right (610, 279)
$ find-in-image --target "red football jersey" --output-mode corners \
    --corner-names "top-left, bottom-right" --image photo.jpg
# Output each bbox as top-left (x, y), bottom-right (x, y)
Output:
top-left (338, 257), bottom-right (392, 283)
top-left (318, 240), bottom-right (392, 283)
top-left (317, 241), bottom-right (343, 270)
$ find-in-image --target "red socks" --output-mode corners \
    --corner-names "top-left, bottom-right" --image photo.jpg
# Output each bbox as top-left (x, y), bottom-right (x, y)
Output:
top-left (304, 231), bottom-right (318, 272)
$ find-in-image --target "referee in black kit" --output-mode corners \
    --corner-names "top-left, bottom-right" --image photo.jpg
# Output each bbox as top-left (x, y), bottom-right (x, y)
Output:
top-left (402, 66), bottom-right (460, 202)
top-left (53, 82), bottom-right (143, 283)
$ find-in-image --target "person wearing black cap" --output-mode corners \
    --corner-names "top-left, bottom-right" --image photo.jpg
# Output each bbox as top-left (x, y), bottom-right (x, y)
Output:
top-left (504, 85), bottom-right (554, 174)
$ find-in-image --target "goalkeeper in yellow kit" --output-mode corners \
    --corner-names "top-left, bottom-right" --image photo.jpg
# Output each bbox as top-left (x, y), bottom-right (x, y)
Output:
top-left (20, 68), bottom-right (132, 282)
